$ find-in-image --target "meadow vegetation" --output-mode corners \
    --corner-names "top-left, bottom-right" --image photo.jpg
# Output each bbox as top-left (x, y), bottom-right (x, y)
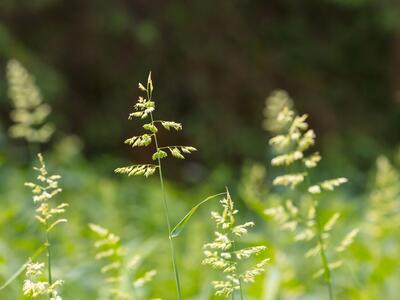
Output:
top-left (0, 60), bottom-right (399, 300)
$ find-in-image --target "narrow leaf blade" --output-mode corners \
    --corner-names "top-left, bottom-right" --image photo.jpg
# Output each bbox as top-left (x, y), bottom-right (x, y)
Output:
top-left (171, 192), bottom-right (226, 238)
top-left (0, 243), bottom-right (48, 290)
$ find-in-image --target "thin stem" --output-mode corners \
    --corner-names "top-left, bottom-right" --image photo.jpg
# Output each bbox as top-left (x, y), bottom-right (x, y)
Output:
top-left (150, 112), bottom-right (182, 300)
top-left (230, 233), bottom-right (243, 300)
top-left (45, 230), bottom-right (53, 299)
top-left (27, 142), bottom-right (40, 164)
top-left (315, 214), bottom-right (334, 300)
top-left (305, 171), bottom-right (334, 300)
top-left (158, 146), bottom-right (191, 150)
top-left (239, 279), bottom-right (244, 300)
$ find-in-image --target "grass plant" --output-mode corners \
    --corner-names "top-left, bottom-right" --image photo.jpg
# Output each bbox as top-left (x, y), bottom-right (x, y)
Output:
top-left (115, 73), bottom-right (196, 299)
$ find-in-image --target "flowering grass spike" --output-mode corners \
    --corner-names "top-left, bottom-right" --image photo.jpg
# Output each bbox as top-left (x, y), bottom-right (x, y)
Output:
top-left (115, 72), bottom-right (197, 300)
top-left (89, 224), bottom-right (158, 300)
top-left (23, 153), bottom-right (67, 299)
top-left (7, 59), bottom-right (54, 144)
top-left (366, 156), bottom-right (400, 235)
top-left (202, 189), bottom-right (269, 298)
top-left (115, 72), bottom-right (197, 179)
top-left (263, 90), bottom-right (358, 300)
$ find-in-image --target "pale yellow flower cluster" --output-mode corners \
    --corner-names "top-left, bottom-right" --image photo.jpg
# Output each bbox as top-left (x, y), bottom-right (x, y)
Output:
top-left (202, 190), bottom-right (269, 297)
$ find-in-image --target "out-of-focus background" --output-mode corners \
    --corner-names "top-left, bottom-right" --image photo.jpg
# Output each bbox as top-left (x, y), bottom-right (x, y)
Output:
top-left (1, 0), bottom-right (400, 168)
top-left (0, 1), bottom-right (400, 299)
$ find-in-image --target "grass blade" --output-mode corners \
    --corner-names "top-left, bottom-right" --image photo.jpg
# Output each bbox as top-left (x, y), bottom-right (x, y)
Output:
top-left (0, 243), bottom-right (48, 290)
top-left (171, 192), bottom-right (226, 238)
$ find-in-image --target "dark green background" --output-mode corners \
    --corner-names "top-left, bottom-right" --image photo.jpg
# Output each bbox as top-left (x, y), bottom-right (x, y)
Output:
top-left (1, 0), bottom-right (400, 170)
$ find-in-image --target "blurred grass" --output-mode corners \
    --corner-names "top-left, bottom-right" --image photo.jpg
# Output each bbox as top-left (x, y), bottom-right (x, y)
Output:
top-left (0, 133), bottom-right (398, 299)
